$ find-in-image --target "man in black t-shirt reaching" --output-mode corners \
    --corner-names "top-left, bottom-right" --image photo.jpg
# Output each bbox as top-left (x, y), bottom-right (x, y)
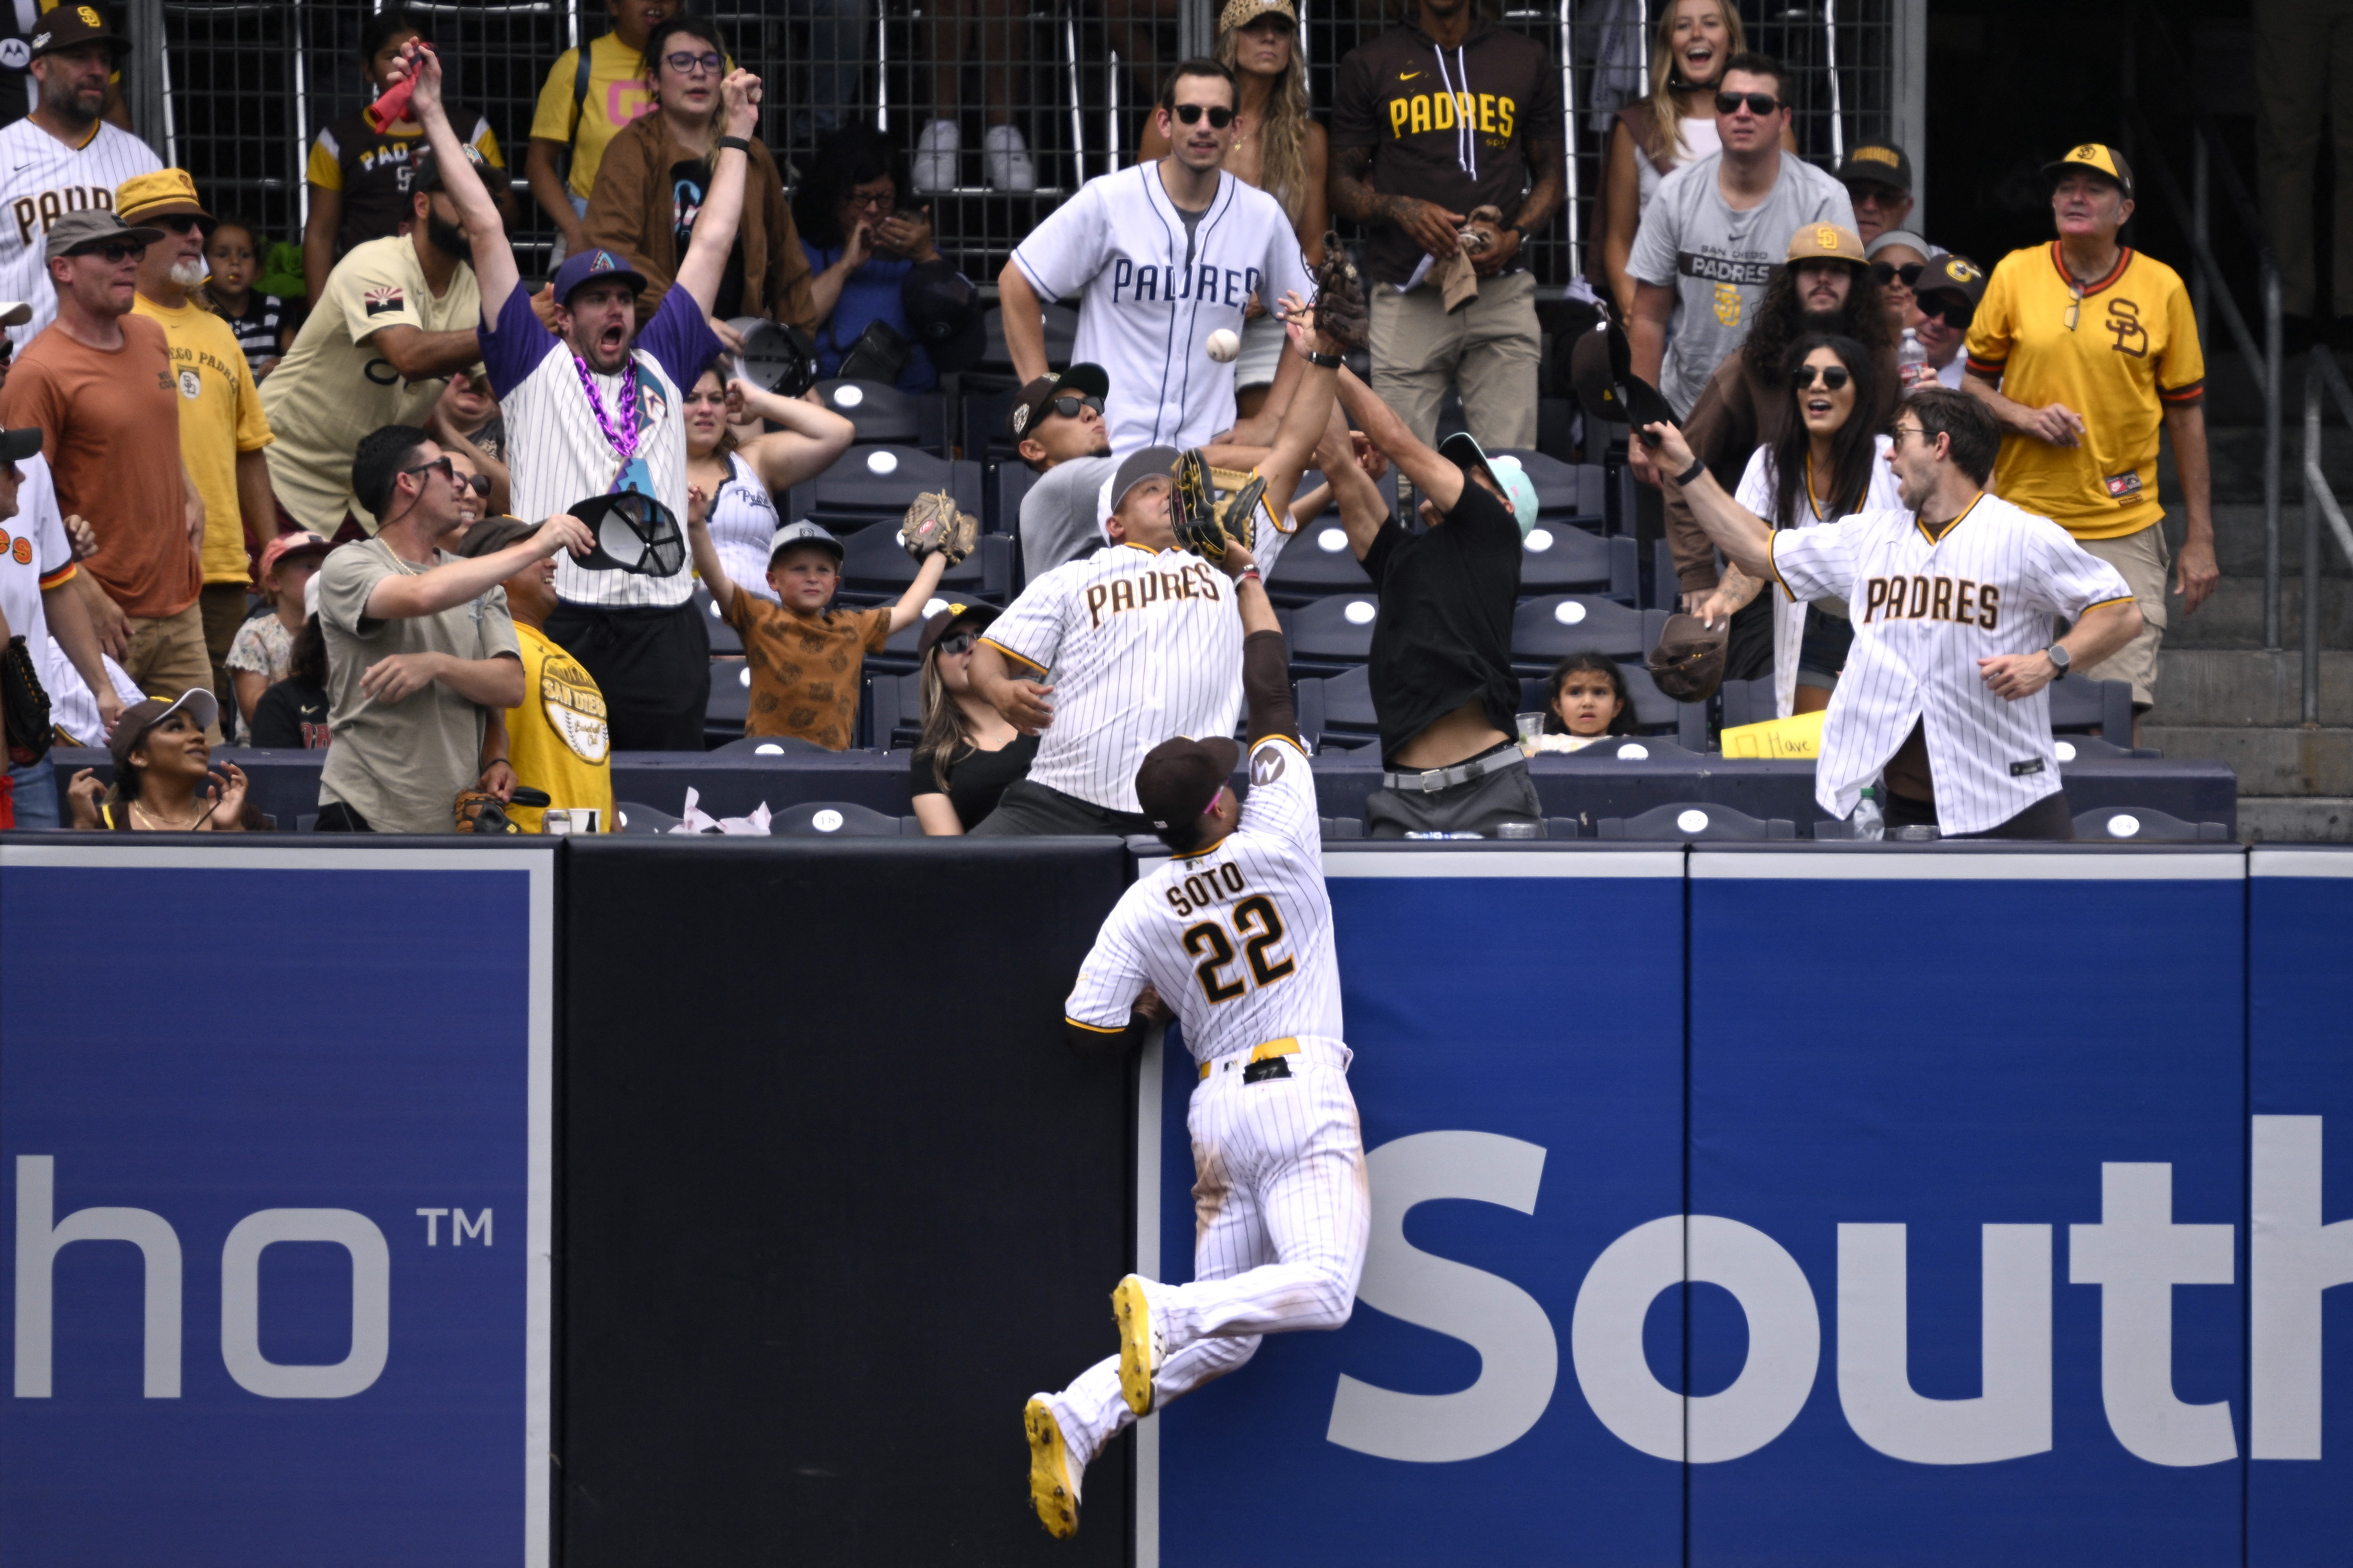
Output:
top-left (1319, 370), bottom-right (1543, 837)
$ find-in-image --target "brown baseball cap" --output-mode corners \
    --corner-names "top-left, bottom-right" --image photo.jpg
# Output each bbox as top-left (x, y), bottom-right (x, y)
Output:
top-left (1647, 613), bottom-right (1729, 703)
top-left (1136, 735), bottom-right (1241, 835)
top-left (1785, 222), bottom-right (1867, 266)
top-left (916, 600), bottom-right (998, 658)
top-left (1007, 363), bottom-right (1111, 445)
top-left (1916, 253), bottom-right (1988, 309)
top-left (31, 3), bottom-right (129, 59)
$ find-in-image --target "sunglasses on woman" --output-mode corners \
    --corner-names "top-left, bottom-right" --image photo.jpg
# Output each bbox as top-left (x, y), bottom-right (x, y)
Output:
top-left (936, 631), bottom-right (978, 655)
top-left (1871, 261), bottom-right (1926, 288)
top-left (1790, 365), bottom-right (1851, 391)
top-left (1171, 103), bottom-right (1238, 129)
top-left (1715, 91), bottom-right (1781, 116)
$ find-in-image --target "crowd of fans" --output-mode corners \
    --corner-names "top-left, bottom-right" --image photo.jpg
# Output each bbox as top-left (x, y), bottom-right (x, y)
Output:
top-left (0, 0), bottom-right (2218, 841)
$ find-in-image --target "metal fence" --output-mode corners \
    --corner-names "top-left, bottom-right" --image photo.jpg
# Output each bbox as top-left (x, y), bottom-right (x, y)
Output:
top-left (148, 0), bottom-right (1897, 295)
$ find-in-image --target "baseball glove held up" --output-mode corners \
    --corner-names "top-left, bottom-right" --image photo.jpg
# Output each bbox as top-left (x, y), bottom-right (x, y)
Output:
top-left (1172, 450), bottom-right (1263, 564)
top-left (1310, 232), bottom-right (1370, 355)
top-left (898, 489), bottom-right (978, 564)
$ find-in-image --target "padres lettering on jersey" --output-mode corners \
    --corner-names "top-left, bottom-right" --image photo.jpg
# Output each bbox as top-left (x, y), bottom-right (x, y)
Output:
top-left (1770, 493), bottom-right (2135, 836)
top-left (1010, 164), bottom-right (1315, 452)
top-left (1082, 556), bottom-right (1225, 627)
top-left (1065, 734), bottom-right (1342, 1062)
top-left (0, 116), bottom-right (160, 344)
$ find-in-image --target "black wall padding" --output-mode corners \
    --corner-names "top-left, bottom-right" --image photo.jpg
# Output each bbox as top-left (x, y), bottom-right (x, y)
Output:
top-left (562, 837), bottom-right (1136, 1566)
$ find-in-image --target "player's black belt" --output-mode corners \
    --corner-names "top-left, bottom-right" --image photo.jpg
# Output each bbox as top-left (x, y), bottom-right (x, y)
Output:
top-left (1380, 746), bottom-right (1527, 796)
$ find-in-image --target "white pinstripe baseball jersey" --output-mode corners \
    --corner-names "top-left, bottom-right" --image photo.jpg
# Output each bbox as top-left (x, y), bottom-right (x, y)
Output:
top-left (1065, 734), bottom-right (1341, 1062)
top-left (985, 538), bottom-right (1284, 814)
top-left (1011, 165), bottom-right (1316, 452)
top-left (1770, 491), bottom-right (2135, 835)
top-left (478, 280), bottom-right (719, 609)
top-left (0, 116), bottom-right (160, 346)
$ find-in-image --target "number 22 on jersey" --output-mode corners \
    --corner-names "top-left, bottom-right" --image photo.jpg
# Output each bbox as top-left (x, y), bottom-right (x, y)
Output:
top-left (1170, 864), bottom-right (1296, 1004)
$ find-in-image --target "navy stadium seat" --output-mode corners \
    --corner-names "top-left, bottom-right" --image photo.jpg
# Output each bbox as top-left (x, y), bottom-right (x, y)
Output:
top-left (710, 733), bottom-right (830, 757)
top-left (1293, 665), bottom-right (1378, 751)
top-left (785, 445), bottom-right (983, 536)
top-left (1597, 801), bottom-right (1794, 841)
top-left (770, 800), bottom-right (916, 837)
top-left (1514, 522), bottom-right (1637, 598)
top-left (815, 379), bottom-right (947, 454)
top-left (1509, 595), bottom-right (1664, 673)
top-left (705, 656), bottom-right (750, 745)
top-left (612, 800), bottom-right (683, 835)
top-left (2073, 806), bottom-right (2232, 843)
top-left (990, 460), bottom-right (1039, 541)
top-left (1715, 677), bottom-right (1777, 732)
top-left (2048, 677), bottom-right (2134, 739)
top-left (1265, 514), bottom-right (1374, 603)
top-left (833, 519), bottom-right (1013, 607)
top-left (978, 299), bottom-right (1077, 376)
top-left (1489, 448), bottom-right (1605, 525)
top-left (693, 582), bottom-right (742, 654)
top-left (1283, 593), bottom-right (1380, 674)
top-left (867, 667), bottom-right (927, 750)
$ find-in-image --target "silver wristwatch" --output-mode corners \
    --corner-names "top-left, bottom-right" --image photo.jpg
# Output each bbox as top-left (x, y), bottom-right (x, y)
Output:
top-left (2045, 643), bottom-right (2071, 680)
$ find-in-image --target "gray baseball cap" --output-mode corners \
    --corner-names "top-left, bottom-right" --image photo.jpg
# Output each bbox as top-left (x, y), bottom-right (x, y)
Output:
top-left (1109, 445), bottom-right (1181, 513)
top-left (767, 519), bottom-right (843, 564)
top-left (44, 209), bottom-right (162, 263)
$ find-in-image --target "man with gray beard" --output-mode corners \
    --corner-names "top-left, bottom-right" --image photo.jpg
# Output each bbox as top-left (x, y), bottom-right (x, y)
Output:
top-left (122, 169), bottom-right (280, 719)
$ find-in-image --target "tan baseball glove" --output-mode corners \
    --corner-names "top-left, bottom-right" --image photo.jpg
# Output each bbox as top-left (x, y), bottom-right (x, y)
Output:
top-left (898, 489), bottom-right (979, 564)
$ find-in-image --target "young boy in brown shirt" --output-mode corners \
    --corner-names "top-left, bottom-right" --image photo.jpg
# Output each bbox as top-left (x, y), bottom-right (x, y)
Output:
top-left (686, 510), bottom-right (949, 750)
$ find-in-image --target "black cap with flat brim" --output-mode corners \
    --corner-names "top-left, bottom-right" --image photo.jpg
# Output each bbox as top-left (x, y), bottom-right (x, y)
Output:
top-left (0, 427), bottom-right (41, 464)
top-left (569, 491), bottom-right (684, 576)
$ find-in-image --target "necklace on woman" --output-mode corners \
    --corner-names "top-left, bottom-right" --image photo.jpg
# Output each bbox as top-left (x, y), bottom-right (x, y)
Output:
top-left (132, 799), bottom-right (206, 831)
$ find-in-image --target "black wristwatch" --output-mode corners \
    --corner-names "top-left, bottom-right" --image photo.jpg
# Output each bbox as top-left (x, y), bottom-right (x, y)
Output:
top-left (716, 135), bottom-right (752, 155)
top-left (2045, 643), bottom-right (2071, 680)
top-left (1302, 348), bottom-right (1344, 369)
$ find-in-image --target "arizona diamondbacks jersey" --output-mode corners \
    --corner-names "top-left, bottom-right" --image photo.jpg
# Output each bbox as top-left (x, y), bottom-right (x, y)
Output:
top-left (1065, 734), bottom-right (1341, 1063)
top-left (0, 115), bottom-right (159, 346)
top-left (1010, 165), bottom-right (1315, 451)
top-left (984, 534), bottom-right (1290, 812)
top-left (1769, 492), bottom-right (2134, 835)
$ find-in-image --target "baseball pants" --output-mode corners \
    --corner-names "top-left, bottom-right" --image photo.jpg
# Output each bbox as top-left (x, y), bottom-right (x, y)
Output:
top-left (1046, 1041), bottom-right (1370, 1469)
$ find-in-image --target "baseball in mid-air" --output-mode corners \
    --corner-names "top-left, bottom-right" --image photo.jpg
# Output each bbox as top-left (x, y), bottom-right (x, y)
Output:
top-left (1205, 328), bottom-right (1241, 363)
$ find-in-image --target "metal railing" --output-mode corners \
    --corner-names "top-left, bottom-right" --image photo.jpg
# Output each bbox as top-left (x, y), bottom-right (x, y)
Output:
top-left (2300, 359), bottom-right (2353, 724)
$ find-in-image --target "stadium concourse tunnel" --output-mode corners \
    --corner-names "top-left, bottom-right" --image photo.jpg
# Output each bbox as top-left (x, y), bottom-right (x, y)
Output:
top-left (3, 834), bottom-right (2353, 1567)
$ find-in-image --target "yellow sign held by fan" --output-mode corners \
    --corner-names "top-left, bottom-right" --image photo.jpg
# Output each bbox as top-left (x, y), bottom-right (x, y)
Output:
top-left (1721, 709), bottom-right (1825, 759)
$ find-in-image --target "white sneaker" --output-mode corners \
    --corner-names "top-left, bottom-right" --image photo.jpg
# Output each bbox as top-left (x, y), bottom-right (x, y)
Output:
top-left (914, 118), bottom-right (959, 192)
top-left (984, 123), bottom-right (1037, 192)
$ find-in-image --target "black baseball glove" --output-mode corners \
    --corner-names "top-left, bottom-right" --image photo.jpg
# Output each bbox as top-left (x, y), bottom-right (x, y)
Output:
top-left (1310, 232), bottom-right (1370, 355)
top-left (1172, 450), bottom-right (1263, 565)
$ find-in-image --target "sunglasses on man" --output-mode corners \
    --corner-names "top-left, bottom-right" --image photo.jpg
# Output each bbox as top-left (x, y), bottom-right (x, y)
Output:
top-left (1044, 393), bottom-right (1104, 422)
top-left (1790, 364), bottom-right (1851, 391)
top-left (1917, 293), bottom-right (1976, 332)
top-left (402, 456), bottom-right (493, 496)
top-left (1715, 91), bottom-right (1781, 116)
top-left (73, 241), bottom-right (145, 264)
top-left (1171, 103), bottom-right (1237, 129)
top-left (1871, 260), bottom-right (1926, 289)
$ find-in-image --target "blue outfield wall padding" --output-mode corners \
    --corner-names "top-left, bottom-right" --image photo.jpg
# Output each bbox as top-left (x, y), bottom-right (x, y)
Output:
top-left (1147, 843), bottom-right (1688, 1568)
top-left (1685, 844), bottom-right (2247, 1567)
top-left (2248, 847), bottom-right (2353, 1567)
top-left (0, 841), bottom-right (557, 1568)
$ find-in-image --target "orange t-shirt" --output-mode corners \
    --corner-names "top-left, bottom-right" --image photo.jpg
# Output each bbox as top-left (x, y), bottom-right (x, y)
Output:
top-left (3, 315), bottom-right (195, 618)
top-left (724, 593), bottom-right (890, 750)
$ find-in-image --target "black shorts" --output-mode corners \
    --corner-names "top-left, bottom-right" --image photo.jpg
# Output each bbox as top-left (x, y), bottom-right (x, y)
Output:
top-left (966, 778), bottom-right (1155, 837)
top-left (1884, 789), bottom-right (2075, 840)
top-left (544, 598), bottom-right (711, 753)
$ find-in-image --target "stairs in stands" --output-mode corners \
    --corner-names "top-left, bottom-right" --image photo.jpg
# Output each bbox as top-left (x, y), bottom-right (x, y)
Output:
top-left (2149, 347), bottom-right (2353, 840)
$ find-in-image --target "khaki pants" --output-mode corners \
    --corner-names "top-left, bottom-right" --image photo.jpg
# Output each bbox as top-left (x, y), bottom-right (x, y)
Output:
top-left (2072, 522), bottom-right (2168, 709)
top-left (2256, 0), bottom-right (2353, 318)
top-left (124, 601), bottom-right (225, 742)
top-left (200, 581), bottom-right (248, 714)
top-left (1368, 270), bottom-right (1541, 452)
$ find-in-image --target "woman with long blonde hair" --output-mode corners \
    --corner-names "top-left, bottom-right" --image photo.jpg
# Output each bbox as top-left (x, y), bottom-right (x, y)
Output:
top-left (1596, 0), bottom-right (1791, 317)
top-left (1138, 0), bottom-right (1328, 418)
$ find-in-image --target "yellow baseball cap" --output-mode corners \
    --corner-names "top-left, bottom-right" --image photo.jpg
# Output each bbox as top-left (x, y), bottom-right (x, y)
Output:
top-left (116, 169), bottom-right (210, 226)
top-left (2043, 143), bottom-right (2134, 200)
top-left (1784, 222), bottom-right (1866, 265)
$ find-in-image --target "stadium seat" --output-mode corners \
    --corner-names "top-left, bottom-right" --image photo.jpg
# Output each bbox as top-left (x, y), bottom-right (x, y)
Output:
top-left (1265, 515), bottom-right (1374, 603)
top-left (1284, 593), bottom-right (1380, 675)
top-left (1293, 665), bottom-right (1377, 751)
top-left (1648, 536), bottom-right (1680, 609)
top-left (2050, 734), bottom-right (2152, 761)
top-left (785, 445), bottom-right (983, 537)
top-left (1596, 801), bottom-right (1795, 840)
top-left (710, 733), bottom-right (829, 757)
top-left (2048, 677), bottom-right (2134, 739)
top-left (1509, 595), bottom-right (1664, 674)
top-left (1319, 817), bottom-right (1366, 839)
top-left (613, 800), bottom-right (682, 835)
top-left (979, 299), bottom-right (1076, 376)
top-left (705, 656), bottom-right (750, 744)
top-left (1489, 449), bottom-right (1606, 526)
top-left (866, 667), bottom-right (927, 750)
top-left (1715, 677), bottom-right (1777, 731)
top-left (694, 583), bottom-right (742, 654)
top-left (2073, 806), bottom-right (2233, 843)
top-left (1515, 522), bottom-right (1637, 598)
top-left (964, 383), bottom-right (1025, 466)
top-left (990, 459), bottom-right (1039, 541)
top-left (770, 800), bottom-right (915, 837)
top-left (833, 517), bottom-right (1013, 606)
top-left (816, 379), bottom-right (947, 454)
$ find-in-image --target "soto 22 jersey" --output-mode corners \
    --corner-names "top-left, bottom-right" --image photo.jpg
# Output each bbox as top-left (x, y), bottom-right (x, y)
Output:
top-left (1010, 165), bottom-right (1315, 452)
top-left (1065, 735), bottom-right (1342, 1065)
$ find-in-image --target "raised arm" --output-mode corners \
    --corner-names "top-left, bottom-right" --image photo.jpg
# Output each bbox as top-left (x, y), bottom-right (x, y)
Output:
top-left (1642, 420), bottom-right (1775, 581)
top-left (731, 379), bottom-right (856, 492)
top-left (997, 261), bottom-right (1049, 385)
top-left (683, 492), bottom-right (738, 618)
top-left (1209, 536), bottom-right (1295, 746)
top-left (399, 43), bottom-right (521, 316)
top-left (1335, 365), bottom-right (1463, 515)
top-left (364, 517), bottom-right (590, 620)
top-left (1248, 292), bottom-right (1341, 521)
top-left (672, 71), bottom-right (763, 317)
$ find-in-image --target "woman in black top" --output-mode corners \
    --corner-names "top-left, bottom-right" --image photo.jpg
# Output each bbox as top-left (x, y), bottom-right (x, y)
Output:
top-left (908, 604), bottom-right (1036, 834)
top-left (249, 612), bottom-right (333, 750)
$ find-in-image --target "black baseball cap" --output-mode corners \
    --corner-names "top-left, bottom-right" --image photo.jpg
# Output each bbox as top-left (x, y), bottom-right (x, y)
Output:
top-left (1135, 734), bottom-right (1241, 834)
top-left (1008, 363), bottom-right (1111, 445)
top-left (916, 600), bottom-right (999, 658)
top-left (1838, 143), bottom-right (1912, 194)
top-left (31, 3), bottom-right (130, 60)
top-left (0, 427), bottom-right (40, 464)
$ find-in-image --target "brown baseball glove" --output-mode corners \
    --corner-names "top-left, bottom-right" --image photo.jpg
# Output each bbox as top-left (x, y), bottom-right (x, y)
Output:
top-left (1310, 231), bottom-right (1370, 355)
top-left (455, 790), bottom-right (518, 833)
top-left (898, 488), bottom-right (979, 564)
top-left (1172, 450), bottom-right (1263, 564)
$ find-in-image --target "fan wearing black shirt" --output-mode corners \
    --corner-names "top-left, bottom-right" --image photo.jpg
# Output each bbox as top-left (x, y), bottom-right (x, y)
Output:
top-left (908, 602), bottom-right (1037, 834)
top-left (1322, 370), bottom-right (1543, 837)
top-left (249, 606), bottom-right (333, 750)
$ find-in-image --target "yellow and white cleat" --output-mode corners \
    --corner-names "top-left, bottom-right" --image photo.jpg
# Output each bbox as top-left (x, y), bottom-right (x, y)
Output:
top-left (1112, 1274), bottom-right (1165, 1417)
top-left (1024, 1396), bottom-right (1081, 1540)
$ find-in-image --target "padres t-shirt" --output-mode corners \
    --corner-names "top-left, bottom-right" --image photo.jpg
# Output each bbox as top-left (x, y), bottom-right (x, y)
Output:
top-left (132, 294), bottom-right (273, 585)
top-left (307, 106), bottom-right (504, 256)
top-left (260, 235), bottom-right (481, 534)
top-left (1964, 242), bottom-right (2205, 539)
top-left (505, 622), bottom-right (613, 831)
top-left (1627, 153), bottom-right (1854, 417)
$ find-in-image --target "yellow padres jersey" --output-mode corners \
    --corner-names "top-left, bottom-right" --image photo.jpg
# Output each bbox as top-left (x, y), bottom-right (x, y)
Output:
top-left (505, 622), bottom-right (613, 832)
top-left (1964, 243), bottom-right (2205, 539)
top-left (1064, 734), bottom-right (1343, 1064)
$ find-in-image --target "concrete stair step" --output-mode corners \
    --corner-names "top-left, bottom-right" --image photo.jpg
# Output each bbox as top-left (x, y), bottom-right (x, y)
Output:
top-left (2137, 725), bottom-right (2353, 795)
top-left (2165, 504), bottom-right (2353, 579)
top-left (2236, 796), bottom-right (2353, 843)
top-left (2153, 649), bottom-right (2353, 725)
top-left (2154, 575), bottom-right (2353, 650)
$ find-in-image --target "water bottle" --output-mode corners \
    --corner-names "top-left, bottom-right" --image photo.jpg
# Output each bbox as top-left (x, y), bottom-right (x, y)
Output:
top-left (1851, 785), bottom-right (1885, 841)
top-left (1897, 327), bottom-right (1928, 393)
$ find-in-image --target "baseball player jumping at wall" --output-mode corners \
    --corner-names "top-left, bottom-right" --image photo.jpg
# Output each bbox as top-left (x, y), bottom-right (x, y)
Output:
top-left (998, 56), bottom-right (1320, 452)
top-left (1024, 494), bottom-right (1366, 1543)
top-left (1650, 386), bottom-right (2144, 840)
top-left (966, 295), bottom-right (1357, 837)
